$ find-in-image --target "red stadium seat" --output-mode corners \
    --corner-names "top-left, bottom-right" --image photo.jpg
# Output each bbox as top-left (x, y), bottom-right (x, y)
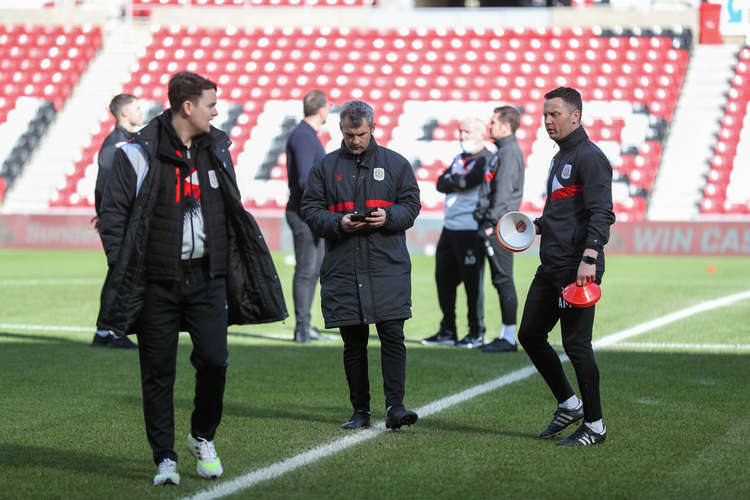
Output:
top-left (39, 24), bottom-right (690, 215)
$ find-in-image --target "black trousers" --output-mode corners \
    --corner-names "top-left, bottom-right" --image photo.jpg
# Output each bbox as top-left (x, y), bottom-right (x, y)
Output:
top-left (137, 258), bottom-right (228, 464)
top-left (286, 209), bottom-right (324, 333)
top-left (485, 233), bottom-right (517, 326)
top-left (340, 319), bottom-right (407, 411)
top-left (517, 268), bottom-right (602, 421)
top-left (435, 228), bottom-right (485, 334)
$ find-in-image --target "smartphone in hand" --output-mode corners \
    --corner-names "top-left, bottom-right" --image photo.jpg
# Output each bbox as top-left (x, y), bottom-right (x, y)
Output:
top-left (350, 208), bottom-right (376, 222)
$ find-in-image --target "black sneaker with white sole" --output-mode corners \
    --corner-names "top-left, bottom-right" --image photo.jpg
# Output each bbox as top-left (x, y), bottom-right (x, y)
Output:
top-left (109, 335), bottom-right (138, 349)
top-left (456, 332), bottom-right (483, 349)
top-left (89, 333), bottom-right (113, 347)
top-left (421, 330), bottom-right (457, 346)
top-left (537, 405), bottom-right (584, 439)
top-left (556, 423), bottom-right (606, 446)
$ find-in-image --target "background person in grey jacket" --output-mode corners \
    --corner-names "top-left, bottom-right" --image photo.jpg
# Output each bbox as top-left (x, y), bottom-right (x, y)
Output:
top-left (474, 105), bottom-right (526, 353)
top-left (301, 100), bottom-right (421, 431)
top-left (421, 117), bottom-right (492, 348)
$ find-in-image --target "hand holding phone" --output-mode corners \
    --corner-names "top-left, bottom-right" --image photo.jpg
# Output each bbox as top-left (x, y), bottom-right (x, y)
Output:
top-left (349, 208), bottom-right (376, 222)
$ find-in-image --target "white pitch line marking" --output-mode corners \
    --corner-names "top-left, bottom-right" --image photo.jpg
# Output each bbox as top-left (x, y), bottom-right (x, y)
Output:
top-left (0, 278), bottom-right (101, 286)
top-left (0, 324), bottom-right (92, 332)
top-left (592, 289), bottom-right (750, 348)
top-left (599, 342), bottom-right (750, 351)
top-left (8, 325), bottom-right (746, 352)
top-left (182, 289), bottom-right (750, 500)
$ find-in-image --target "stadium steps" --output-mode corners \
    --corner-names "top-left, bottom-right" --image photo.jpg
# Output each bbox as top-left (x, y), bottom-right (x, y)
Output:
top-left (647, 44), bottom-right (738, 221)
top-left (1, 21), bottom-right (152, 213)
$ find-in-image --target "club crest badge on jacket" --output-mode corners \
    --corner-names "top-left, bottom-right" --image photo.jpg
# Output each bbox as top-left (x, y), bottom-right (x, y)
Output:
top-left (561, 164), bottom-right (572, 179)
top-left (373, 167), bottom-right (385, 181)
top-left (208, 170), bottom-right (219, 189)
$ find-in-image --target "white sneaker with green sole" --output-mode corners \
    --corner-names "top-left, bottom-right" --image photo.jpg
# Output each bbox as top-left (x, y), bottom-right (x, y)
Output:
top-left (153, 458), bottom-right (180, 486)
top-left (187, 433), bottom-right (223, 479)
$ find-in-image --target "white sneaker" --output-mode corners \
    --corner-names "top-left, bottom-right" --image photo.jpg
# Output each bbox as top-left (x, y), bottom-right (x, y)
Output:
top-left (187, 433), bottom-right (223, 479)
top-left (153, 458), bottom-right (180, 486)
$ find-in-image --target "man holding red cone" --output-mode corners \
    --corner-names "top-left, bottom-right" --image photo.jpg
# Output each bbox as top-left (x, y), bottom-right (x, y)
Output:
top-left (517, 87), bottom-right (615, 446)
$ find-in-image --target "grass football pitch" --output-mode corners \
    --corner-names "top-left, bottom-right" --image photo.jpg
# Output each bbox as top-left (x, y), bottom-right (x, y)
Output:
top-left (1, 249), bottom-right (749, 499)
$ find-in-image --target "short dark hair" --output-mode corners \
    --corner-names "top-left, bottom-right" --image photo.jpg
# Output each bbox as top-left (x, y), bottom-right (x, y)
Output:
top-left (168, 71), bottom-right (217, 113)
top-left (109, 93), bottom-right (137, 119)
top-left (339, 100), bottom-right (374, 128)
top-left (303, 89), bottom-right (327, 117)
top-left (493, 105), bottom-right (521, 134)
top-left (544, 87), bottom-right (582, 117)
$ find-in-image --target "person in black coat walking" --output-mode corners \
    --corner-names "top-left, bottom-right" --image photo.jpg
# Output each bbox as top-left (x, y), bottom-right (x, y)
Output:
top-left (516, 87), bottom-right (615, 446)
top-left (90, 93), bottom-right (143, 349)
top-left (301, 100), bottom-right (421, 431)
top-left (95, 93), bottom-right (144, 215)
top-left (97, 72), bottom-right (287, 484)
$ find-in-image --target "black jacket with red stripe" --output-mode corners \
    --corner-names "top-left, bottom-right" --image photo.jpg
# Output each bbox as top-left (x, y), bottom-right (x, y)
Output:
top-left (301, 137), bottom-right (421, 328)
top-left (535, 126), bottom-right (615, 275)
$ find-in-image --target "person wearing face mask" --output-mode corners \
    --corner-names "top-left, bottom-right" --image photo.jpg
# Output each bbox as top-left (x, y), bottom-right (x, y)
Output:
top-left (421, 117), bottom-right (491, 348)
top-left (473, 105), bottom-right (526, 353)
top-left (301, 100), bottom-right (421, 431)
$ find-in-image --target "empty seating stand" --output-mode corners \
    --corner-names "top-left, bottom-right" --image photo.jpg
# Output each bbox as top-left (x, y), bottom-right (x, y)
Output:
top-left (0, 23), bottom-right (101, 203)
top-left (0, 24), bottom-right (101, 112)
top-left (702, 46), bottom-right (750, 215)
top-left (51, 25), bottom-right (688, 219)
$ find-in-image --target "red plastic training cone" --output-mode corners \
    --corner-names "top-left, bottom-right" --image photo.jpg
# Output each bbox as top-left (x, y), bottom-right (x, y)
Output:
top-left (562, 282), bottom-right (602, 308)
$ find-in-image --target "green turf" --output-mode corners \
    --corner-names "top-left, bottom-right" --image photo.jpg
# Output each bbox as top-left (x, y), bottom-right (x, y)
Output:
top-left (1, 250), bottom-right (749, 499)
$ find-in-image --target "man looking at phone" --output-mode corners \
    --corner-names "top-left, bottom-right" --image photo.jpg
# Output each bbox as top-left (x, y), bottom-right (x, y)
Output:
top-left (301, 100), bottom-right (421, 431)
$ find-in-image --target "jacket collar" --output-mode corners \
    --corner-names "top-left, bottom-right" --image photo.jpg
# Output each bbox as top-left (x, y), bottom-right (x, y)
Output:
top-left (493, 134), bottom-right (517, 149)
top-left (114, 123), bottom-right (134, 138)
top-left (554, 125), bottom-right (588, 152)
top-left (339, 136), bottom-right (378, 166)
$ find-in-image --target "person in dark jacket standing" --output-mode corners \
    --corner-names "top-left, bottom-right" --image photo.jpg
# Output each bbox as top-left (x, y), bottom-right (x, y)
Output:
top-left (516, 87), bottom-right (615, 446)
top-left (95, 93), bottom-right (144, 215)
top-left (301, 100), bottom-right (421, 431)
top-left (90, 93), bottom-right (143, 349)
top-left (97, 72), bottom-right (287, 485)
top-left (421, 117), bottom-right (491, 347)
top-left (286, 89), bottom-right (331, 343)
top-left (474, 105), bottom-right (525, 353)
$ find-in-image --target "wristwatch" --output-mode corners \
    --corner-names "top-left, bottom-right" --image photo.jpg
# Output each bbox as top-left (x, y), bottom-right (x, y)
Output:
top-left (581, 255), bottom-right (596, 265)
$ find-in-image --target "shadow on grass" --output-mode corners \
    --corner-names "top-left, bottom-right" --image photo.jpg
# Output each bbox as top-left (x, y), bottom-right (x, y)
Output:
top-left (108, 394), bottom-right (345, 426)
top-left (0, 331), bottom-right (81, 344)
top-left (3, 336), bottom-right (750, 498)
top-left (420, 417), bottom-right (538, 439)
top-left (0, 443), bottom-right (145, 479)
